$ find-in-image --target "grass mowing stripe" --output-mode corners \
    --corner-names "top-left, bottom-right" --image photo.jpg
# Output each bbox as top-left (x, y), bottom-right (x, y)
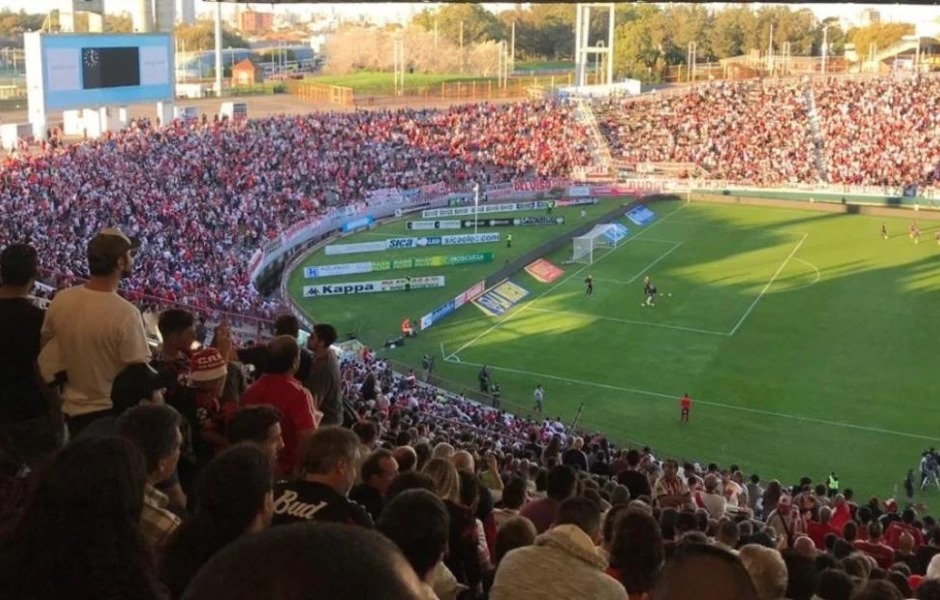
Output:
top-left (523, 306), bottom-right (728, 336)
top-left (728, 233), bottom-right (809, 336)
top-left (445, 356), bottom-right (940, 442)
top-left (449, 201), bottom-right (691, 357)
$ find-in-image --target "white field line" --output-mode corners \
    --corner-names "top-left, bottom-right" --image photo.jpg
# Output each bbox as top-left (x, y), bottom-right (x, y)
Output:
top-left (591, 241), bottom-right (682, 286)
top-left (446, 202), bottom-right (691, 358)
top-left (727, 233), bottom-right (809, 336)
top-left (523, 306), bottom-right (728, 336)
top-left (443, 356), bottom-right (939, 442)
top-left (626, 242), bottom-right (682, 284)
top-left (787, 258), bottom-right (822, 291)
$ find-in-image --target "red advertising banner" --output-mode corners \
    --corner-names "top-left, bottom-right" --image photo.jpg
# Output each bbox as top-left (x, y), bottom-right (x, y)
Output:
top-left (525, 259), bottom-right (564, 284)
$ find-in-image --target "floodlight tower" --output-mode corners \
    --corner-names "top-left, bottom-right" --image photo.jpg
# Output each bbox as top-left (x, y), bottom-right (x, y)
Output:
top-left (574, 3), bottom-right (615, 88)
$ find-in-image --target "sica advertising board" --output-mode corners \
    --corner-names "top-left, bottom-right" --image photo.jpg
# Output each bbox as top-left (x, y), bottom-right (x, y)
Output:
top-left (303, 276), bottom-right (446, 297)
top-left (325, 233), bottom-right (500, 255)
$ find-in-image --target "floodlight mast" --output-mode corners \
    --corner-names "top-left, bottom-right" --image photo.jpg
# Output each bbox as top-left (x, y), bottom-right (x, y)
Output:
top-left (574, 3), bottom-right (615, 89)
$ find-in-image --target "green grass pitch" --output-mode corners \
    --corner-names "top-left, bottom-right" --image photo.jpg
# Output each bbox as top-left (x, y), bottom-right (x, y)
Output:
top-left (288, 198), bottom-right (940, 500)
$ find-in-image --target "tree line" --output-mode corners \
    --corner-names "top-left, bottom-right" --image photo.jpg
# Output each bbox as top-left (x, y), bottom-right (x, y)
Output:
top-left (409, 3), bottom-right (918, 81)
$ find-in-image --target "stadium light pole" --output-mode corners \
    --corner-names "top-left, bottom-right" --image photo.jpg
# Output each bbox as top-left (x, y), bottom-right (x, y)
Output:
top-left (214, 1), bottom-right (223, 97)
top-left (474, 182), bottom-right (480, 235)
top-left (821, 24), bottom-right (830, 75)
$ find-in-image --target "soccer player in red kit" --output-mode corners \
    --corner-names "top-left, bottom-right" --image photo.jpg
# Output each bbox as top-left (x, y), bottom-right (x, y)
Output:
top-left (680, 393), bottom-right (692, 422)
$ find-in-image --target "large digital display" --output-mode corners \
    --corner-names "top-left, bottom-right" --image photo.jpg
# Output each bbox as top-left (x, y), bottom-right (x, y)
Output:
top-left (35, 33), bottom-right (173, 110)
top-left (82, 47), bottom-right (141, 89)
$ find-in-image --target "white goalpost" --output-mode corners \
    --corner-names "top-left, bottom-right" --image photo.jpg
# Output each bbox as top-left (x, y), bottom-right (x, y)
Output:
top-left (570, 224), bottom-right (623, 264)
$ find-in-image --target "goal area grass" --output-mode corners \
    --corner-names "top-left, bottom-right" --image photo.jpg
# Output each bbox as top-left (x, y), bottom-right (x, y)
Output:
top-left (288, 197), bottom-right (940, 499)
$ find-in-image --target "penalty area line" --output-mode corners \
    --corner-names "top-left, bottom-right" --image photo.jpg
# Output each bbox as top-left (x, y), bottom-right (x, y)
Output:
top-left (447, 202), bottom-right (692, 358)
top-left (728, 233), bottom-right (808, 336)
top-left (443, 357), bottom-right (939, 442)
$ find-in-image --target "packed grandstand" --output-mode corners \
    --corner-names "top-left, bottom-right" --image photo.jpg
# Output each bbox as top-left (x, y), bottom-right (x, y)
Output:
top-left (2, 75), bottom-right (940, 600)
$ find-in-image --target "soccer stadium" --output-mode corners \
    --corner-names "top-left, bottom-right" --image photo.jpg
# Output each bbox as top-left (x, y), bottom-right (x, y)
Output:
top-left (3, 1), bottom-right (940, 599)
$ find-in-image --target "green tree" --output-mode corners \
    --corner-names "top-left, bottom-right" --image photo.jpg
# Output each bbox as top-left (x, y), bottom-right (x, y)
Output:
top-left (816, 17), bottom-right (848, 57)
top-left (612, 5), bottom-right (671, 82)
top-left (747, 6), bottom-right (819, 58)
top-left (663, 3), bottom-right (714, 61)
top-left (847, 22), bottom-right (915, 57)
top-left (175, 20), bottom-right (248, 51)
top-left (104, 13), bottom-right (133, 33)
top-left (413, 4), bottom-right (505, 47)
top-left (526, 4), bottom-right (575, 59)
top-left (0, 9), bottom-right (43, 37)
top-left (709, 5), bottom-right (756, 59)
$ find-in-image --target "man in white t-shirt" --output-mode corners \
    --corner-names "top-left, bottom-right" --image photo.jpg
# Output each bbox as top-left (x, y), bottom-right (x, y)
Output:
top-left (39, 228), bottom-right (151, 436)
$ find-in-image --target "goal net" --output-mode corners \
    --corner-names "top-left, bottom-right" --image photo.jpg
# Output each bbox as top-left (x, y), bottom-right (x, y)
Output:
top-left (570, 223), bottom-right (627, 264)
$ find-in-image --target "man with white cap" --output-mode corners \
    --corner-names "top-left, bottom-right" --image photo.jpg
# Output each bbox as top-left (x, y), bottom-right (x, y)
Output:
top-left (39, 228), bottom-right (151, 436)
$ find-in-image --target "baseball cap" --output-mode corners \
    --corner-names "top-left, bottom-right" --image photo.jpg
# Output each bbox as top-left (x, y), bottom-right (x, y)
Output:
top-left (87, 228), bottom-right (141, 265)
top-left (111, 363), bottom-right (173, 415)
top-left (190, 348), bottom-right (228, 382)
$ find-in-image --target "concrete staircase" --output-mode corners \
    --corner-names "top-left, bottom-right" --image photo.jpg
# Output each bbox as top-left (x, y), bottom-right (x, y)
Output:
top-left (570, 98), bottom-right (615, 181)
top-left (803, 86), bottom-right (829, 183)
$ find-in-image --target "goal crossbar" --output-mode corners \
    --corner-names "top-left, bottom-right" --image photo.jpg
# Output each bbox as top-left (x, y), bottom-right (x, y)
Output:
top-left (570, 223), bottom-right (626, 264)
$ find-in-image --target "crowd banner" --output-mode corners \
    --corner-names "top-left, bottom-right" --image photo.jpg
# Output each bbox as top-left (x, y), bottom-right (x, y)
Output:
top-left (304, 253), bottom-right (494, 279)
top-left (323, 240), bottom-right (388, 256)
top-left (341, 215), bottom-right (375, 233)
top-left (303, 276), bottom-right (446, 297)
top-left (567, 185), bottom-right (593, 197)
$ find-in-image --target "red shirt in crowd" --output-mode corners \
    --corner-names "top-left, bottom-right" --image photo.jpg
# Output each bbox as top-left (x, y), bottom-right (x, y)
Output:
top-left (241, 373), bottom-right (317, 477)
top-left (854, 539), bottom-right (896, 569)
top-left (885, 521), bottom-right (925, 550)
top-left (806, 520), bottom-right (841, 550)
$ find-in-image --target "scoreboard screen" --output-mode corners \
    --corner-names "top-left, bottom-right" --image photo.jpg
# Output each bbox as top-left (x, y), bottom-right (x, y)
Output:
top-left (81, 47), bottom-right (141, 89)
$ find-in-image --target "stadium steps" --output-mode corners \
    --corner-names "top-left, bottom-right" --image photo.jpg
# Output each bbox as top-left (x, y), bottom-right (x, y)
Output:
top-left (573, 98), bottom-right (615, 179)
top-left (803, 86), bottom-right (830, 183)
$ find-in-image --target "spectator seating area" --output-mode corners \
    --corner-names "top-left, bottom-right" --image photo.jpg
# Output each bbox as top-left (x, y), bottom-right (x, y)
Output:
top-left (595, 75), bottom-right (940, 189)
top-left (3, 315), bottom-right (940, 599)
top-left (0, 101), bottom-right (590, 318)
top-left (6, 78), bottom-right (940, 599)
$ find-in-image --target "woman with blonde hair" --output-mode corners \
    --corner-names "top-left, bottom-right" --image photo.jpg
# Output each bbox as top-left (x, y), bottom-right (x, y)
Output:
top-left (423, 457), bottom-right (480, 594)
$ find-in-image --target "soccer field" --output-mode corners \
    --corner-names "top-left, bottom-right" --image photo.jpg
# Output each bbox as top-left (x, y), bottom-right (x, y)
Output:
top-left (289, 198), bottom-right (940, 499)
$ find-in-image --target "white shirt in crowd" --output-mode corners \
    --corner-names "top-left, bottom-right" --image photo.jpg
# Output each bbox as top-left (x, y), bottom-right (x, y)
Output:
top-left (39, 286), bottom-right (151, 416)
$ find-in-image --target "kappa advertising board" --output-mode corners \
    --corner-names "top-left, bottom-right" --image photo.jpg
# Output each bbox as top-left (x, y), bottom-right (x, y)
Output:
top-left (303, 276), bottom-right (446, 297)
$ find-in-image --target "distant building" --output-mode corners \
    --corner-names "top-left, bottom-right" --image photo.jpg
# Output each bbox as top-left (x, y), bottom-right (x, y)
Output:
top-left (240, 10), bottom-right (274, 34)
top-left (232, 59), bottom-right (262, 87)
top-left (177, 0), bottom-right (195, 25)
top-left (859, 9), bottom-right (881, 27)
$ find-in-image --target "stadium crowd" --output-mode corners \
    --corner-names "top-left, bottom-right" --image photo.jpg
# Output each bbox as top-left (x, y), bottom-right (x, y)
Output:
top-left (0, 101), bottom-right (590, 317)
top-left (596, 74), bottom-right (940, 190)
top-left (6, 74), bottom-right (940, 599)
top-left (3, 234), bottom-right (940, 600)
